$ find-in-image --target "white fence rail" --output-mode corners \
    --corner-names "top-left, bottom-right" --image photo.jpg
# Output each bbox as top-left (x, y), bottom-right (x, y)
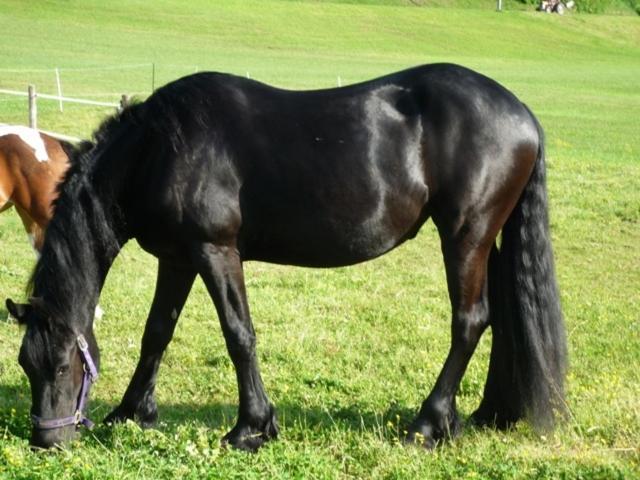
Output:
top-left (0, 85), bottom-right (129, 140)
top-left (0, 87), bottom-right (121, 108)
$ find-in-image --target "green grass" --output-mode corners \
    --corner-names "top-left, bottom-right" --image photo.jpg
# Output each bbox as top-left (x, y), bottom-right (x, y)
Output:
top-left (1, 0), bottom-right (639, 478)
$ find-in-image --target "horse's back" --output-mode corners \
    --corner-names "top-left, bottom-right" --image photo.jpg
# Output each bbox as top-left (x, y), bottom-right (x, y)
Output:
top-left (128, 64), bottom-right (539, 265)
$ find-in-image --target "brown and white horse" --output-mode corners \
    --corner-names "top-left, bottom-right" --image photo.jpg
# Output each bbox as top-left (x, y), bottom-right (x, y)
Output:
top-left (1, 126), bottom-right (103, 320)
top-left (0, 125), bottom-right (73, 254)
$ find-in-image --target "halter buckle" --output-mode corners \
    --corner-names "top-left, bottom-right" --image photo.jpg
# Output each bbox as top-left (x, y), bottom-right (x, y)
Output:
top-left (77, 334), bottom-right (89, 352)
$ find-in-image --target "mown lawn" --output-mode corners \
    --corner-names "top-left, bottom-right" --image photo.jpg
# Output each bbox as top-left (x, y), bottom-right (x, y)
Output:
top-left (0, 1), bottom-right (639, 478)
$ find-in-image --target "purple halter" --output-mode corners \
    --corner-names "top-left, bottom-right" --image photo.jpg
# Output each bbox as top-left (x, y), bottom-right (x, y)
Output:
top-left (31, 334), bottom-right (98, 430)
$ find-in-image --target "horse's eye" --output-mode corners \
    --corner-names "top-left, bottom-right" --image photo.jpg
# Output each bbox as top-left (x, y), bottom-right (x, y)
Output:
top-left (56, 365), bottom-right (70, 377)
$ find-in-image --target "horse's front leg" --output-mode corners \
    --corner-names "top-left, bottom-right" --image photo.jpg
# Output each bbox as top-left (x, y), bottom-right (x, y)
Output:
top-left (105, 260), bottom-right (196, 427)
top-left (190, 242), bottom-right (278, 452)
top-left (14, 205), bottom-right (45, 255)
top-left (407, 234), bottom-right (493, 448)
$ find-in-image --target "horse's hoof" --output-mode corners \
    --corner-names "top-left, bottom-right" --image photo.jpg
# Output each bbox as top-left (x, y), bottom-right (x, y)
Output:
top-left (470, 403), bottom-right (515, 430)
top-left (103, 404), bottom-right (157, 428)
top-left (404, 429), bottom-right (437, 449)
top-left (102, 401), bottom-right (158, 428)
top-left (221, 413), bottom-right (279, 453)
top-left (103, 407), bottom-right (132, 425)
top-left (405, 412), bottom-right (462, 449)
top-left (221, 427), bottom-right (268, 452)
top-left (135, 410), bottom-right (158, 429)
top-left (469, 408), bottom-right (495, 428)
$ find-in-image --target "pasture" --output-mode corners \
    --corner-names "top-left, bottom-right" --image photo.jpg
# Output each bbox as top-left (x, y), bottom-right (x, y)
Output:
top-left (1, 0), bottom-right (639, 478)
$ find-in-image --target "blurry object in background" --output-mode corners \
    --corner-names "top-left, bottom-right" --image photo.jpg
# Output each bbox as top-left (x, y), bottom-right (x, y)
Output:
top-left (539, 0), bottom-right (575, 13)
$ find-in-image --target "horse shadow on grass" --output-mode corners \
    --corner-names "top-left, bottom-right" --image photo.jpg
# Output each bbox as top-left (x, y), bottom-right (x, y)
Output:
top-left (100, 399), bottom-right (425, 449)
top-left (0, 380), bottom-right (426, 447)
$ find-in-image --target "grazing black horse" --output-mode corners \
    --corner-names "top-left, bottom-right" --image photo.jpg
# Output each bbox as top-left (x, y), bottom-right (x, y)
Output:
top-left (6, 63), bottom-right (566, 450)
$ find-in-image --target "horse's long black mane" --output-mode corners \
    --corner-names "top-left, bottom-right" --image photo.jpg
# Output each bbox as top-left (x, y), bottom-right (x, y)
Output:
top-left (28, 105), bottom-right (144, 325)
top-left (58, 139), bottom-right (86, 163)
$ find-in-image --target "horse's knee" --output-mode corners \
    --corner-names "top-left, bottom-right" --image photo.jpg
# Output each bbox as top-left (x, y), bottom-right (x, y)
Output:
top-left (225, 327), bottom-right (256, 361)
top-left (141, 320), bottom-right (175, 352)
top-left (452, 304), bottom-right (489, 352)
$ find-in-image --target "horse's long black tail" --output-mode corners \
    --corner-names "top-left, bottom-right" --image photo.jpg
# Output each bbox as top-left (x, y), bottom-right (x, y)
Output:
top-left (477, 113), bottom-right (567, 430)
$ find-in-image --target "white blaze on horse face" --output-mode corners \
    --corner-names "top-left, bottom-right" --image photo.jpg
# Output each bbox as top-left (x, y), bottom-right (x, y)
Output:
top-left (0, 125), bottom-right (49, 162)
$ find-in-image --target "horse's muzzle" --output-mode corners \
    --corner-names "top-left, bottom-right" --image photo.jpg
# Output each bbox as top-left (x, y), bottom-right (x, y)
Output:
top-left (30, 426), bottom-right (77, 450)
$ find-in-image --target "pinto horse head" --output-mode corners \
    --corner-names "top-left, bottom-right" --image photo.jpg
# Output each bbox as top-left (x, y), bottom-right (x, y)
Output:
top-left (6, 298), bottom-right (100, 449)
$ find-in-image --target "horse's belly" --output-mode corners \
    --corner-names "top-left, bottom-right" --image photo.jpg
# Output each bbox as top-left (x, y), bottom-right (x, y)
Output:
top-left (241, 196), bottom-right (428, 267)
top-left (242, 231), bottom-right (392, 267)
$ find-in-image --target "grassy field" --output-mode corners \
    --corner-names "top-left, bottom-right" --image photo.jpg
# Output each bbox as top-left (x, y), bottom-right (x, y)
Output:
top-left (1, 0), bottom-right (639, 478)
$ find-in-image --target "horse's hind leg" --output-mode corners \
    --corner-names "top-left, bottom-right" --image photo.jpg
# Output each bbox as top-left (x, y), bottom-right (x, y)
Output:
top-left (190, 242), bottom-right (278, 452)
top-left (105, 260), bottom-right (196, 427)
top-left (407, 229), bottom-right (494, 448)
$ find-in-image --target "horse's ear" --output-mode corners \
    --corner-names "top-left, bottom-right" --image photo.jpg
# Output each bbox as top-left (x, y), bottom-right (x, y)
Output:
top-left (6, 299), bottom-right (30, 324)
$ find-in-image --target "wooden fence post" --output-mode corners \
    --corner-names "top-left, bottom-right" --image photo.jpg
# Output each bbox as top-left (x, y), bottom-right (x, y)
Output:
top-left (119, 94), bottom-right (131, 112)
top-left (28, 84), bottom-right (37, 129)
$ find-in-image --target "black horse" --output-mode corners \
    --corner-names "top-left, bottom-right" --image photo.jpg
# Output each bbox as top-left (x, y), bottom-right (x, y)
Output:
top-left (6, 63), bottom-right (566, 450)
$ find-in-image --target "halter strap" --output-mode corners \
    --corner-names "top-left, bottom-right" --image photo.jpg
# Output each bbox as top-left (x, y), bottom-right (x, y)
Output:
top-left (31, 334), bottom-right (98, 430)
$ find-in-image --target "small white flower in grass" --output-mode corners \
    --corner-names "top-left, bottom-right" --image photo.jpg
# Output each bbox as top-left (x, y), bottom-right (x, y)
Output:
top-left (184, 440), bottom-right (198, 457)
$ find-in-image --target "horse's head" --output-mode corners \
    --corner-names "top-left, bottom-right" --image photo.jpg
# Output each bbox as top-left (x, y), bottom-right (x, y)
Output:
top-left (6, 298), bottom-right (99, 449)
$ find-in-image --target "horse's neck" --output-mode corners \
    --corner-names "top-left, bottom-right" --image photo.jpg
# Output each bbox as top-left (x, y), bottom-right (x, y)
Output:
top-left (34, 180), bottom-right (126, 331)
